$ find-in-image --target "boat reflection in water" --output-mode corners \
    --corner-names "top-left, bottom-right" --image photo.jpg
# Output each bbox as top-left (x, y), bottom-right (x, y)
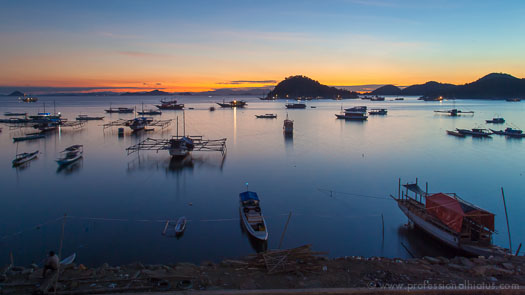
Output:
top-left (126, 154), bottom-right (225, 175)
top-left (56, 159), bottom-right (83, 175)
top-left (397, 224), bottom-right (458, 258)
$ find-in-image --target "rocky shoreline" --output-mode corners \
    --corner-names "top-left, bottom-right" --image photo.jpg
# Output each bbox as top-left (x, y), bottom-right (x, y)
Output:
top-left (1, 245), bottom-right (524, 294)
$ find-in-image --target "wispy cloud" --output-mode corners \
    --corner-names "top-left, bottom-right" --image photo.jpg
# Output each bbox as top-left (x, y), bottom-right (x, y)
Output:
top-left (217, 80), bottom-right (277, 85)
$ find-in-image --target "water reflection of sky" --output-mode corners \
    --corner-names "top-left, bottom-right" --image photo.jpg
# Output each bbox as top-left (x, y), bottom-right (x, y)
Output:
top-left (0, 96), bottom-right (524, 266)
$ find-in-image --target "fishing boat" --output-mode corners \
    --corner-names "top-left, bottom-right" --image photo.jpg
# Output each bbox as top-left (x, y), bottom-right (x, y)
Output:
top-left (434, 109), bottom-right (474, 116)
top-left (446, 130), bottom-right (465, 137)
top-left (283, 114), bottom-right (293, 134)
top-left (216, 100), bottom-right (247, 108)
top-left (13, 133), bottom-right (45, 142)
top-left (29, 112), bottom-right (62, 120)
top-left (419, 95), bottom-right (444, 101)
top-left (370, 96), bottom-right (385, 101)
top-left (395, 97), bottom-right (404, 101)
top-left (391, 180), bottom-right (510, 257)
top-left (127, 117), bottom-right (153, 131)
top-left (239, 191), bottom-right (268, 241)
top-left (76, 115), bottom-right (104, 121)
top-left (486, 117), bottom-right (505, 124)
top-left (4, 112), bottom-right (27, 116)
top-left (255, 114), bottom-right (277, 119)
top-left (169, 136), bottom-right (195, 157)
top-left (175, 217), bottom-right (187, 235)
top-left (18, 95), bottom-right (38, 103)
top-left (456, 128), bottom-right (492, 137)
top-left (137, 109), bottom-right (162, 115)
top-left (285, 103), bottom-right (306, 109)
top-left (12, 151), bottom-right (38, 167)
top-left (56, 145), bottom-right (83, 166)
top-left (335, 106), bottom-right (368, 121)
top-left (156, 99), bottom-right (184, 110)
top-left (105, 106), bottom-right (134, 113)
top-left (505, 98), bottom-right (521, 102)
top-left (490, 128), bottom-right (525, 138)
top-left (369, 108), bottom-right (387, 115)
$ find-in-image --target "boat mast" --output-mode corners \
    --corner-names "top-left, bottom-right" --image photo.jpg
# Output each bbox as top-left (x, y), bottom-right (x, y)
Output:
top-left (183, 110), bottom-right (186, 137)
top-left (176, 116), bottom-right (179, 138)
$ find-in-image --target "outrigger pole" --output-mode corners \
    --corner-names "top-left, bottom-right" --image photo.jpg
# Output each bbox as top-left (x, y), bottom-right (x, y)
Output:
top-left (501, 187), bottom-right (512, 254)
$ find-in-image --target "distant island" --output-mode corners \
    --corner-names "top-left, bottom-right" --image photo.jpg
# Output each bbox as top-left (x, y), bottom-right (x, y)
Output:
top-left (370, 73), bottom-right (525, 99)
top-left (8, 91), bottom-right (24, 96)
top-left (119, 89), bottom-right (172, 96)
top-left (266, 75), bottom-right (359, 99)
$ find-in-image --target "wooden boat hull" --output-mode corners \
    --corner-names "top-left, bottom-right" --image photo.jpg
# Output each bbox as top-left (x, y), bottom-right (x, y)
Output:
top-left (175, 217), bottom-right (187, 235)
top-left (335, 114), bottom-right (367, 120)
top-left (239, 204), bottom-right (268, 241)
top-left (397, 200), bottom-right (507, 257)
top-left (76, 116), bottom-right (104, 121)
top-left (12, 151), bottom-right (38, 166)
top-left (156, 104), bottom-right (184, 110)
top-left (446, 130), bottom-right (465, 137)
top-left (56, 154), bottom-right (82, 166)
top-left (13, 134), bottom-right (45, 142)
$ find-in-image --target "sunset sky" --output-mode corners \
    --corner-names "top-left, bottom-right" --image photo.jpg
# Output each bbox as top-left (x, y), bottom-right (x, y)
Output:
top-left (1, 0), bottom-right (524, 93)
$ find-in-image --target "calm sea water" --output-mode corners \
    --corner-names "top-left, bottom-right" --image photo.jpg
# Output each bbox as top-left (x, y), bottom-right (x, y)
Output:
top-left (0, 95), bottom-right (524, 266)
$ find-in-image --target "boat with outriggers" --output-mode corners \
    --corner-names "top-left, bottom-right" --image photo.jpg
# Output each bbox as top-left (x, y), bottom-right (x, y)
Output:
top-left (390, 179), bottom-right (510, 257)
top-left (434, 109), bottom-right (474, 116)
top-left (335, 106), bottom-right (368, 121)
top-left (490, 128), bottom-right (525, 138)
top-left (56, 145), bottom-right (83, 166)
top-left (156, 99), bottom-right (184, 110)
top-left (486, 117), bottom-right (505, 124)
top-left (105, 106), bottom-right (134, 114)
top-left (217, 100), bottom-right (247, 108)
top-left (12, 151), bottom-right (39, 167)
top-left (76, 115), bottom-right (104, 121)
top-left (369, 108), bottom-right (387, 115)
top-left (255, 114), bottom-right (277, 119)
top-left (239, 190), bottom-right (268, 241)
top-left (456, 128), bottom-right (492, 137)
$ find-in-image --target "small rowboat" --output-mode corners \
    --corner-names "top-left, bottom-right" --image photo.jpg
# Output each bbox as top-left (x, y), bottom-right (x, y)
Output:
top-left (175, 217), bottom-right (187, 235)
top-left (60, 253), bottom-right (76, 265)
top-left (255, 114), bottom-right (277, 119)
top-left (239, 191), bottom-right (268, 241)
top-left (446, 130), bottom-right (465, 137)
top-left (12, 151), bottom-right (39, 167)
top-left (13, 134), bottom-right (45, 142)
top-left (56, 145), bottom-right (83, 166)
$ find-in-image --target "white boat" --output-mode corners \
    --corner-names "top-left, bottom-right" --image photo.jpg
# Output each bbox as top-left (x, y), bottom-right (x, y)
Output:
top-left (239, 191), bottom-right (268, 241)
top-left (175, 217), bottom-right (187, 235)
top-left (56, 145), bottom-right (83, 166)
top-left (12, 151), bottom-right (38, 167)
top-left (335, 106), bottom-right (368, 121)
top-left (391, 180), bottom-right (509, 257)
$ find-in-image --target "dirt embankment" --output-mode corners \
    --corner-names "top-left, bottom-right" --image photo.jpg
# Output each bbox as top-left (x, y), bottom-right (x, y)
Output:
top-left (1, 245), bottom-right (524, 294)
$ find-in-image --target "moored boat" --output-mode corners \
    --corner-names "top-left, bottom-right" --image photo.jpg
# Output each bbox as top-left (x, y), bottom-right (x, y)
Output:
top-left (395, 97), bottom-right (404, 101)
top-left (18, 95), bottom-right (38, 103)
top-left (127, 117), bottom-right (153, 131)
top-left (239, 191), bottom-right (268, 241)
top-left (216, 100), bottom-right (247, 108)
top-left (434, 109), bottom-right (474, 116)
top-left (370, 96), bottom-right (385, 101)
top-left (4, 112), bottom-right (27, 116)
top-left (335, 106), bottom-right (368, 121)
top-left (456, 128), bottom-right (492, 137)
top-left (255, 114), bottom-right (277, 119)
top-left (137, 109), bottom-right (162, 115)
top-left (169, 136), bottom-right (195, 158)
top-left (175, 216), bottom-right (187, 235)
top-left (283, 114), bottom-right (293, 134)
top-left (13, 133), bottom-right (45, 142)
top-left (486, 117), bottom-right (505, 124)
top-left (12, 151), bottom-right (39, 167)
top-left (490, 128), bottom-right (525, 138)
top-left (285, 103), bottom-right (306, 109)
top-left (390, 180), bottom-right (510, 257)
top-left (156, 99), bottom-right (184, 110)
top-left (105, 106), bottom-right (134, 113)
top-left (369, 108), bottom-right (387, 115)
top-left (76, 115), bottom-right (104, 121)
top-left (56, 145), bottom-right (83, 166)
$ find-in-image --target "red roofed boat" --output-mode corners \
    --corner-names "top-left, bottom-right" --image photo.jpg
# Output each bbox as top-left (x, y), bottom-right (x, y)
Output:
top-left (390, 179), bottom-right (510, 257)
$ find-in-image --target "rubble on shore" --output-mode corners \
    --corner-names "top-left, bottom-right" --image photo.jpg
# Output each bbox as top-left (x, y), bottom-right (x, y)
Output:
top-left (1, 245), bottom-right (524, 294)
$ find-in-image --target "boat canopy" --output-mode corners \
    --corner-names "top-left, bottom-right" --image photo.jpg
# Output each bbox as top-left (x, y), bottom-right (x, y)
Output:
top-left (402, 183), bottom-right (428, 196)
top-left (426, 193), bottom-right (495, 233)
top-left (240, 191), bottom-right (259, 202)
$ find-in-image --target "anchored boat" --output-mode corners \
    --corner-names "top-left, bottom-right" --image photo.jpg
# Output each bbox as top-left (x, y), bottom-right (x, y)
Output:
top-left (335, 106), bottom-right (368, 121)
top-left (175, 217), bottom-right (187, 235)
top-left (12, 151), bottom-right (38, 167)
top-left (490, 128), bottom-right (525, 138)
top-left (456, 128), bottom-right (492, 137)
top-left (4, 112), bottom-right (27, 116)
top-left (216, 100), bottom-right (247, 108)
top-left (76, 115), bottom-right (104, 121)
top-left (13, 133), bottom-right (45, 142)
top-left (239, 191), bottom-right (268, 241)
top-left (255, 114), bottom-right (277, 119)
top-left (105, 105), bottom-right (134, 113)
top-left (446, 130), bottom-right (465, 137)
top-left (156, 99), bottom-right (184, 110)
top-left (369, 108), bottom-right (387, 115)
top-left (486, 117), bottom-right (505, 124)
top-left (283, 114), bottom-right (293, 134)
top-left (285, 103), bottom-right (306, 109)
top-left (56, 145), bottom-right (83, 166)
top-left (434, 109), bottom-right (474, 116)
top-left (391, 180), bottom-right (510, 257)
